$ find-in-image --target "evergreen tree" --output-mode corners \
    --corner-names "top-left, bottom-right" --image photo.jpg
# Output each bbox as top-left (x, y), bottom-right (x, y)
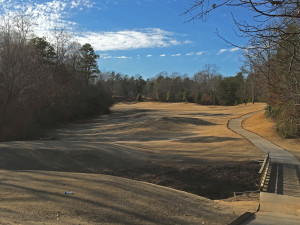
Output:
top-left (78, 43), bottom-right (100, 86)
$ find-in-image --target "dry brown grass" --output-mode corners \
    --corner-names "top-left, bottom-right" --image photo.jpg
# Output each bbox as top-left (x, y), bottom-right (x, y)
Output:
top-left (0, 102), bottom-right (267, 224)
top-left (0, 170), bottom-right (259, 225)
top-left (107, 102), bottom-right (266, 163)
top-left (0, 102), bottom-right (266, 171)
top-left (242, 111), bottom-right (300, 160)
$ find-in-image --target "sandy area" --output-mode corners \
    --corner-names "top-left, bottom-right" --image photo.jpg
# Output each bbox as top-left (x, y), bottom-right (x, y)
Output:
top-left (243, 111), bottom-right (300, 160)
top-left (0, 102), bottom-right (266, 224)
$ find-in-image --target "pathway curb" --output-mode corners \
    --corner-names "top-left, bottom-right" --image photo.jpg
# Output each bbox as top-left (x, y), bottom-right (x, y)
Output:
top-left (228, 111), bottom-right (300, 224)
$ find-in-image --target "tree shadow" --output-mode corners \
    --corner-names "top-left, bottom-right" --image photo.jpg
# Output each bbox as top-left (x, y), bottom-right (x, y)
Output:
top-left (159, 116), bottom-right (216, 126)
top-left (180, 113), bottom-right (232, 117)
top-left (175, 136), bottom-right (240, 143)
top-left (0, 171), bottom-right (220, 225)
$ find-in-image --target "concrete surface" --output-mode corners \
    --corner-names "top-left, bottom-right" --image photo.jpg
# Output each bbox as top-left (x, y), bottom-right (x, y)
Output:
top-left (228, 111), bottom-right (300, 225)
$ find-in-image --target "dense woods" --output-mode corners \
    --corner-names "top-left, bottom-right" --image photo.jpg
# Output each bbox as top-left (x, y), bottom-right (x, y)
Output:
top-left (1, 0), bottom-right (300, 141)
top-left (0, 18), bottom-right (113, 141)
top-left (100, 66), bottom-right (262, 106)
top-left (245, 22), bottom-right (300, 137)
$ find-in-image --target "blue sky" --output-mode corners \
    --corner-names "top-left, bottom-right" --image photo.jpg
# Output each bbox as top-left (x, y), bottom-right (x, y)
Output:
top-left (0, 0), bottom-right (254, 78)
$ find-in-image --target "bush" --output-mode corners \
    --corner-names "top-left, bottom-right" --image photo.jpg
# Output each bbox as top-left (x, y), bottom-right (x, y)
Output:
top-left (266, 104), bottom-right (300, 138)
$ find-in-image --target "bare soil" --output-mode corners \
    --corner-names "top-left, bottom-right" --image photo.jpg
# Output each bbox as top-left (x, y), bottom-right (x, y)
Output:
top-left (0, 102), bottom-right (265, 224)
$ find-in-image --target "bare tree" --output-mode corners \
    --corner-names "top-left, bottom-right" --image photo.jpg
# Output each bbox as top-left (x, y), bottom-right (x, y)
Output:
top-left (50, 27), bottom-right (72, 64)
top-left (185, 0), bottom-right (300, 136)
top-left (184, 1), bottom-right (300, 49)
top-left (185, 1), bottom-right (300, 20)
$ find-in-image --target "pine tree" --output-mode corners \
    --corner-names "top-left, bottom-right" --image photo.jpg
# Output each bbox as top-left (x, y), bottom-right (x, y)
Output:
top-left (78, 43), bottom-right (100, 86)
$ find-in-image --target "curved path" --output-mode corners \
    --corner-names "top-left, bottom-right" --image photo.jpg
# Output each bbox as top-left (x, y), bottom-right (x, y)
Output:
top-left (228, 111), bottom-right (300, 225)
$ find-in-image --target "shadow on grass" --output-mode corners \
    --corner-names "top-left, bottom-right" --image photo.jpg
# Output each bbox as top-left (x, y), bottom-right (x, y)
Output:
top-left (175, 136), bottom-right (240, 143)
top-left (1, 170), bottom-right (234, 225)
top-left (0, 142), bottom-right (261, 200)
top-left (180, 113), bottom-right (232, 117)
top-left (0, 182), bottom-right (202, 225)
top-left (0, 106), bottom-right (260, 201)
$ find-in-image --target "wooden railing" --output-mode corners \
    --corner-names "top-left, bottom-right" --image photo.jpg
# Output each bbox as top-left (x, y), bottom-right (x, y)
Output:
top-left (258, 153), bottom-right (271, 191)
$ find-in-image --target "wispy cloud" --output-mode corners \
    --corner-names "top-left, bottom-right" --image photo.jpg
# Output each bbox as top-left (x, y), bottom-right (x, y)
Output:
top-left (217, 49), bottom-right (228, 55)
top-left (185, 51), bottom-right (203, 56)
top-left (76, 28), bottom-right (181, 51)
top-left (218, 47), bottom-right (240, 54)
top-left (186, 52), bottom-right (194, 56)
top-left (184, 40), bottom-right (192, 44)
top-left (0, 1), bottom-right (183, 52)
top-left (102, 50), bottom-right (205, 60)
top-left (0, 0), bottom-right (95, 35)
top-left (102, 55), bottom-right (131, 59)
top-left (229, 47), bottom-right (240, 52)
top-left (116, 56), bottom-right (131, 59)
top-left (196, 51), bottom-right (203, 55)
top-left (171, 53), bottom-right (181, 57)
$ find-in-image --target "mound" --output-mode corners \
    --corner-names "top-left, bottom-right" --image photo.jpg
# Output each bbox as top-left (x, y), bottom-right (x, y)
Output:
top-left (0, 170), bottom-right (248, 225)
top-left (0, 102), bottom-right (265, 224)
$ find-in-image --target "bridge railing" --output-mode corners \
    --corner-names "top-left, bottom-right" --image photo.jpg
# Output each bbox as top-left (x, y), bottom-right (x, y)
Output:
top-left (258, 153), bottom-right (271, 191)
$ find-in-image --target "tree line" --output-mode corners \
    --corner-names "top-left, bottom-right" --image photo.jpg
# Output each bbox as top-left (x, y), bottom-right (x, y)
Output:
top-left (0, 17), bottom-right (113, 141)
top-left (2, 1), bottom-right (299, 140)
top-left (184, 1), bottom-right (300, 137)
top-left (245, 22), bottom-right (300, 137)
top-left (100, 64), bottom-right (263, 106)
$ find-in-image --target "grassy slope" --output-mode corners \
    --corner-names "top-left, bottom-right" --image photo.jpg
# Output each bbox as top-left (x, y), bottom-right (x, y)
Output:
top-left (0, 170), bottom-right (257, 225)
top-left (243, 111), bottom-right (300, 160)
top-left (0, 102), bottom-right (266, 224)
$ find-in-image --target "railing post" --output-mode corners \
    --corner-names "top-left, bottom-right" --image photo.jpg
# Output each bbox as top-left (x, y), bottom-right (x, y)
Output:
top-left (258, 153), bottom-right (271, 191)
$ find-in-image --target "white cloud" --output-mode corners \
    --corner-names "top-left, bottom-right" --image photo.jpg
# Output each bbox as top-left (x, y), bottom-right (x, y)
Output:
top-left (229, 47), bottom-right (240, 52)
top-left (184, 40), bottom-right (192, 44)
top-left (0, 0), bottom-right (95, 38)
top-left (115, 56), bottom-right (131, 59)
top-left (160, 54), bottom-right (166, 57)
top-left (147, 54), bottom-right (152, 57)
top-left (196, 51), bottom-right (203, 55)
top-left (0, 1), bottom-right (184, 52)
top-left (217, 49), bottom-right (227, 55)
top-left (218, 47), bottom-right (240, 55)
top-left (102, 55), bottom-right (131, 59)
top-left (170, 39), bottom-right (180, 45)
top-left (186, 52), bottom-right (194, 56)
top-left (76, 28), bottom-right (180, 51)
top-left (171, 53), bottom-right (181, 57)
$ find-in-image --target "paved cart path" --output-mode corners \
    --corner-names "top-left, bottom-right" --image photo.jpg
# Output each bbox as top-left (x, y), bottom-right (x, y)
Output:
top-left (228, 111), bottom-right (300, 225)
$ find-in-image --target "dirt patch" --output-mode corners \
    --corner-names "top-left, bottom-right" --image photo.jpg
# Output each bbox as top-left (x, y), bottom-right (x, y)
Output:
top-left (243, 111), bottom-right (300, 160)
